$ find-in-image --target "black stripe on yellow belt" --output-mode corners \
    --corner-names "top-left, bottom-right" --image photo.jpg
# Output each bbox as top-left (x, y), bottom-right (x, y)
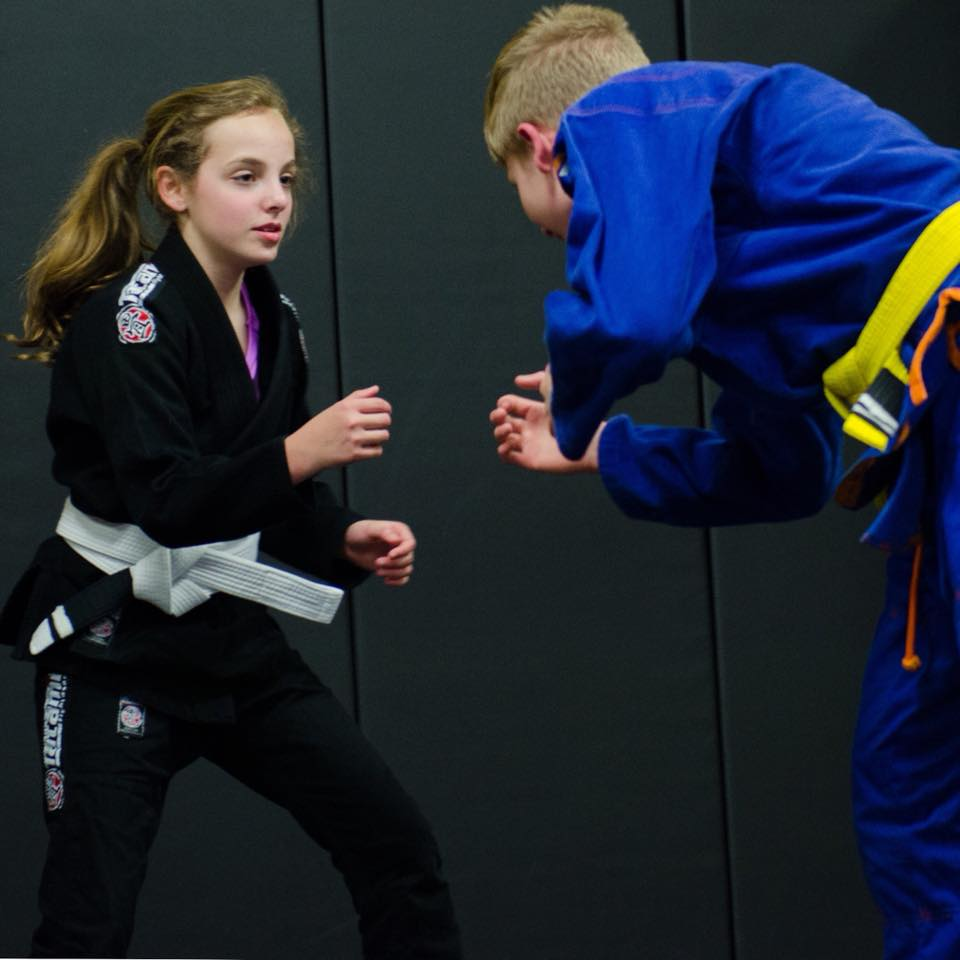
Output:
top-left (823, 199), bottom-right (960, 451)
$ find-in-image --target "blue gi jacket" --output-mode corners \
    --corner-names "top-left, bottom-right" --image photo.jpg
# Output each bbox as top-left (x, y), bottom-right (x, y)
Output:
top-left (547, 61), bottom-right (960, 526)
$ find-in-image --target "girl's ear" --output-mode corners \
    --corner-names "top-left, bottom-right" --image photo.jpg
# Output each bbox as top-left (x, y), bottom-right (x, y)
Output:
top-left (155, 165), bottom-right (189, 214)
top-left (515, 122), bottom-right (557, 174)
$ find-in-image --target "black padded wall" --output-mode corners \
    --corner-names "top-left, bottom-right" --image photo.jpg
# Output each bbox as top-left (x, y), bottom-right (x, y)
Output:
top-left (321, 2), bottom-right (730, 956)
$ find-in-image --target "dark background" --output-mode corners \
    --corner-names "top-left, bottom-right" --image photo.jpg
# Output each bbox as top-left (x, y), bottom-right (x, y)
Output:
top-left (1, 1), bottom-right (957, 957)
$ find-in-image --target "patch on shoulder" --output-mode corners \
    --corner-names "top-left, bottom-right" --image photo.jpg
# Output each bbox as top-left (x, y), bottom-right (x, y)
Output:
top-left (116, 262), bottom-right (163, 345)
top-left (119, 262), bottom-right (163, 307)
top-left (117, 304), bottom-right (157, 344)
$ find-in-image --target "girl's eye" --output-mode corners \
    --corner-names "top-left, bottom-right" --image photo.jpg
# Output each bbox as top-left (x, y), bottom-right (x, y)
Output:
top-left (232, 173), bottom-right (255, 183)
top-left (280, 173), bottom-right (296, 187)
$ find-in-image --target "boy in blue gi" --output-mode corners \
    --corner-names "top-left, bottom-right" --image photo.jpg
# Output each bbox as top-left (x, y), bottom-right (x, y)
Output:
top-left (485, 5), bottom-right (960, 958)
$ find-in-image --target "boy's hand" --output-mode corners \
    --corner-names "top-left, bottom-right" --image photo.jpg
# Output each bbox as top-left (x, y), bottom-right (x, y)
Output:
top-left (508, 367), bottom-right (554, 434)
top-left (515, 367), bottom-right (553, 408)
top-left (343, 519), bottom-right (416, 586)
top-left (490, 370), bottom-right (602, 474)
top-left (285, 386), bottom-right (392, 483)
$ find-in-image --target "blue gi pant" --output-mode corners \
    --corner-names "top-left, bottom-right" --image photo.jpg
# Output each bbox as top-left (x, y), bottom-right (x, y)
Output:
top-left (854, 369), bottom-right (960, 959)
top-left (29, 664), bottom-right (461, 959)
top-left (854, 547), bottom-right (960, 958)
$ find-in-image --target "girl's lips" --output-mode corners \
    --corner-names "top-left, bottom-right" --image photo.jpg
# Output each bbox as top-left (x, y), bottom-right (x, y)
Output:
top-left (254, 223), bottom-right (283, 242)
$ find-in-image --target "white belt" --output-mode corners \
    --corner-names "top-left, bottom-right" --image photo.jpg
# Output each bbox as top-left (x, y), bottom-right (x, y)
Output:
top-left (29, 499), bottom-right (343, 655)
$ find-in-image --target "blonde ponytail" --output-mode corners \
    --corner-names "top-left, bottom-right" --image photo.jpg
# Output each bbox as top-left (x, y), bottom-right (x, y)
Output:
top-left (11, 137), bottom-right (146, 363)
top-left (10, 76), bottom-right (304, 364)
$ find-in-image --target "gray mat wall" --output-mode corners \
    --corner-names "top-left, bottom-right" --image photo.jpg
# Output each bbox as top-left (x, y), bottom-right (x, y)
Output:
top-left (0, 2), bottom-right (956, 957)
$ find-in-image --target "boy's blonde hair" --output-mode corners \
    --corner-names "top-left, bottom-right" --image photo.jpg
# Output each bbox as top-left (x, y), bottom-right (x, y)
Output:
top-left (483, 4), bottom-right (649, 165)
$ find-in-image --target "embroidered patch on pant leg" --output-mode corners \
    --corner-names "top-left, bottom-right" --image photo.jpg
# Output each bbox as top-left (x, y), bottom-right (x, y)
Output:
top-left (44, 768), bottom-right (65, 812)
top-left (117, 698), bottom-right (146, 738)
top-left (42, 673), bottom-right (68, 812)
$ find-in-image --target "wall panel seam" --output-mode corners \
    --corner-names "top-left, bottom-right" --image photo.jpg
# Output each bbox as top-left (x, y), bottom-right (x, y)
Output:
top-left (696, 280), bottom-right (738, 960)
top-left (317, 0), bottom-right (363, 726)
top-left (685, 0), bottom-right (737, 950)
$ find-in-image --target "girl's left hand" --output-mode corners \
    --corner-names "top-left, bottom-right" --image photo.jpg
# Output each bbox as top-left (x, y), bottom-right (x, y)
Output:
top-left (343, 519), bottom-right (416, 586)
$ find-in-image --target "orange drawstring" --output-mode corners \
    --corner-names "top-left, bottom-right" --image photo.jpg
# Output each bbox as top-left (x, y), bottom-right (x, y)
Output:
top-left (902, 540), bottom-right (923, 671)
top-left (901, 290), bottom-right (960, 670)
top-left (909, 288), bottom-right (960, 405)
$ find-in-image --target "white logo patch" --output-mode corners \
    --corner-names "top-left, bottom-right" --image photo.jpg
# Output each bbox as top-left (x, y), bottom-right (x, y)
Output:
top-left (42, 673), bottom-right (68, 812)
top-left (119, 263), bottom-right (163, 307)
top-left (43, 673), bottom-right (67, 769)
top-left (116, 262), bottom-right (163, 345)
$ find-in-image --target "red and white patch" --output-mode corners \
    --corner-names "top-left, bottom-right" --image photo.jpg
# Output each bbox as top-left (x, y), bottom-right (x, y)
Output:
top-left (84, 611), bottom-right (121, 647)
top-left (45, 768), bottom-right (65, 812)
top-left (89, 618), bottom-right (114, 639)
top-left (117, 698), bottom-right (145, 737)
top-left (116, 304), bottom-right (157, 345)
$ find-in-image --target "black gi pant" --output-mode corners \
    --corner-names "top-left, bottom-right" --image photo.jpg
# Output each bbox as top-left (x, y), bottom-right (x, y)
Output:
top-left (30, 664), bottom-right (461, 959)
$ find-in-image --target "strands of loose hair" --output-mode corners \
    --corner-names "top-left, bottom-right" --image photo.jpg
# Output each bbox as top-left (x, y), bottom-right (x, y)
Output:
top-left (9, 138), bottom-right (146, 364)
top-left (9, 76), bottom-right (305, 365)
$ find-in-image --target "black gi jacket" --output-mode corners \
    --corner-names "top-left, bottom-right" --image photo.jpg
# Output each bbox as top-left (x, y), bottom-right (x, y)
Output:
top-left (1, 227), bottom-right (365, 719)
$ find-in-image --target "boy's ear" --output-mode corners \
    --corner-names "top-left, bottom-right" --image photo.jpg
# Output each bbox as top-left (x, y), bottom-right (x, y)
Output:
top-left (516, 122), bottom-right (557, 174)
top-left (155, 165), bottom-right (189, 214)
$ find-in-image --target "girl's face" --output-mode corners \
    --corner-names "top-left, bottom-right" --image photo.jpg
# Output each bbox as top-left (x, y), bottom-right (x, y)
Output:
top-left (168, 108), bottom-right (296, 282)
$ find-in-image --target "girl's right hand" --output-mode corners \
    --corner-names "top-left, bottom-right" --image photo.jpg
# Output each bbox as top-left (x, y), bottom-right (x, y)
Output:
top-left (285, 385), bottom-right (391, 483)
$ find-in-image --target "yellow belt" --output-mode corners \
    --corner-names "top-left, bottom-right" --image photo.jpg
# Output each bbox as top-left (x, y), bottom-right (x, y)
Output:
top-left (823, 199), bottom-right (960, 450)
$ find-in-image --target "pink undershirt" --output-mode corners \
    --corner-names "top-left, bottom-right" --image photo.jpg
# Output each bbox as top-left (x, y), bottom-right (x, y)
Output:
top-left (240, 283), bottom-right (260, 397)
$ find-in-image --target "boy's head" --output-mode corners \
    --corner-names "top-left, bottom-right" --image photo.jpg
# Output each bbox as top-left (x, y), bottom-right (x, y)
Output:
top-left (483, 4), bottom-right (649, 166)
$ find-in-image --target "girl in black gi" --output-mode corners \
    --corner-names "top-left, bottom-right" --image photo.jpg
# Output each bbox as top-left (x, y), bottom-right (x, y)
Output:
top-left (1, 77), bottom-right (461, 959)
